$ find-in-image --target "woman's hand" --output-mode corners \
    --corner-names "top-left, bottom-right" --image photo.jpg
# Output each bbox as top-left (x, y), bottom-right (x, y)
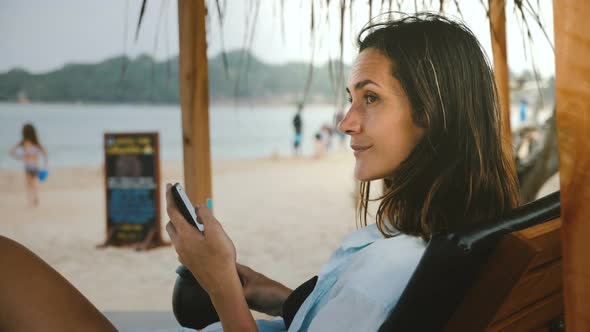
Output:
top-left (165, 183), bottom-right (237, 295)
top-left (237, 263), bottom-right (293, 317)
top-left (165, 184), bottom-right (258, 331)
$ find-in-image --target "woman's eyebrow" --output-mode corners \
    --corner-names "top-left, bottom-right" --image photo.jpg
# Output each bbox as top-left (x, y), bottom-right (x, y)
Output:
top-left (346, 80), bottom-right (382, 93)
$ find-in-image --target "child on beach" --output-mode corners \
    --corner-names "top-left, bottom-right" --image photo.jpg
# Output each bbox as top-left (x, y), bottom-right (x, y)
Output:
top-left (9, 123), bottom-right (48, 207)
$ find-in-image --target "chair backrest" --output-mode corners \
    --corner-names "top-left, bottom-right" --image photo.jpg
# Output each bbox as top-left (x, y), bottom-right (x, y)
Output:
top-left (379, 191), bottom-right (561, 332)
top-left (445, 218), bottom-right (562, 331)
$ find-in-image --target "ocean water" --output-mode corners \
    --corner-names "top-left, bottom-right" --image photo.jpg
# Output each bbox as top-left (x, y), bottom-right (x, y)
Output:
top-left (0, 102), bottom-right (344, 169)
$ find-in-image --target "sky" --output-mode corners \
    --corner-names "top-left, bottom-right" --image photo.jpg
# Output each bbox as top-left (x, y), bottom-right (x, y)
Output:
top-left (0, 0), bottom-right (555, 77)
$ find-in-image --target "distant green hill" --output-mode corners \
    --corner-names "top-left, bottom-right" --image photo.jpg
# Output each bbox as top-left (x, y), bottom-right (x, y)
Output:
top-left (0, 50), bottom-right (350, 104)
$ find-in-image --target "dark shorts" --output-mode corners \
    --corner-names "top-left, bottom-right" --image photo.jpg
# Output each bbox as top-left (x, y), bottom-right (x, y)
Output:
top-left (25, 165), bottom-right (39, 177)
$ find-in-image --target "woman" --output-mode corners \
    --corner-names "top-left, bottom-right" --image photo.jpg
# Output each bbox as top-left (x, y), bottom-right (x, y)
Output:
top-left (0, 14), bottom-right (518, 332)
top-left (9, 123), bottom-right (48, 207)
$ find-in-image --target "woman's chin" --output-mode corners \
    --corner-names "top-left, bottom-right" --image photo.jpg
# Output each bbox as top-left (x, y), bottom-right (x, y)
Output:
top-left (354, 163), bottom-right (392, 182)
top-left (354, 167), bottom-right (378, 182)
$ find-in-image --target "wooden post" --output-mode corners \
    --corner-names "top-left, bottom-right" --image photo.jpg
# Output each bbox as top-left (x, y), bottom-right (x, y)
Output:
top-left (177, 0), bottom-right (213, 206)
top-left (488, 0), bottom-right (513, 149)
top-left (554, 0), bottom-right (590, 329)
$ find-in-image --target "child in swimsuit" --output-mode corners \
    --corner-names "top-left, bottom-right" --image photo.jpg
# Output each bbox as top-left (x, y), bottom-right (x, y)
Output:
top-left (9, 123), bottom-right (48, 207)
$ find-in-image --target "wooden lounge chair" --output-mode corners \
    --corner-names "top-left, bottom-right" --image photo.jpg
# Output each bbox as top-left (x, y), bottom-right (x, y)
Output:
top-left (444, 214), bottom-right (562, 331)
top-left (379, 190), bottom-right (562, 331)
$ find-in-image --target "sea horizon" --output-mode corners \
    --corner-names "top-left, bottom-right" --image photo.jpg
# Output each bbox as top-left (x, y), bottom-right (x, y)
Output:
top-left (0, 102), bottom-right (346, 170)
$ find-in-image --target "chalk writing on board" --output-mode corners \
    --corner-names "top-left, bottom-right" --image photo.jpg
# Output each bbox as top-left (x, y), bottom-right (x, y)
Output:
top-left (108, 177), bottom-right (157, 189)
top-left (108, 188), bottom-right (156, 224)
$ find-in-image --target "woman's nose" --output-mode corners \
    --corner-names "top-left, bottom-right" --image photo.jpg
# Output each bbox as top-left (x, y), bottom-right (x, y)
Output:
top-left (337, 108), bottom-right (361, 136)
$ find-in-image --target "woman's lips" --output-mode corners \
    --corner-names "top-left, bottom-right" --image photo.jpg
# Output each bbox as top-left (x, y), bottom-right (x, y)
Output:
top-left (351, 144), bottom-right (373, 155)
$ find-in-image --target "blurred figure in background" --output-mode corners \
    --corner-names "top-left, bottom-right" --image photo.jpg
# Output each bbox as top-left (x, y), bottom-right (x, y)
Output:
top-left (313, 124), bottom-right (334, 159)
top-left (333, 109), bottom-right (347, 148)
top-left (9, 123), bottom-right (48, 207)
top-left (313, 132), bottom-right (325, 159)
top-left (321, 124), bottom-right (334, 152)
top-left (292, 103), bottom-right (303, 156)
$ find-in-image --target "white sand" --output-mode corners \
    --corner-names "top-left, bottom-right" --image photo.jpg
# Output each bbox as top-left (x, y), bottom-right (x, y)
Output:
top-left (0, 153), bottom-right (361, 312)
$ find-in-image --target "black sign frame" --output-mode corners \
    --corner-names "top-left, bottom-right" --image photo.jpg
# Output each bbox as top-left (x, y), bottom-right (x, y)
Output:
top-left (101, 132), bottom-right (166, 250)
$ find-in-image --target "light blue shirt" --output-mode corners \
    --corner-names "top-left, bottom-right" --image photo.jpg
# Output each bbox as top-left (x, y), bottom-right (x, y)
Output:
top-left (180, 224), bottom-right (426, 332)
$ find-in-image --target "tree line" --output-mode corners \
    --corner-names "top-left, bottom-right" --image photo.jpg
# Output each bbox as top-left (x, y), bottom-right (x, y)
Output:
top-left (0, 50), bottom-right (350, 105)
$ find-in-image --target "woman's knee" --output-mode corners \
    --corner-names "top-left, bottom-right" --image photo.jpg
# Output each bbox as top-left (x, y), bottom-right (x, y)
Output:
top-left (0, 235), bottom-right (25, 256)
top-left (0, 236), bottom-right (39, 269)
top-left (0, 236), bottom-right (118, 332)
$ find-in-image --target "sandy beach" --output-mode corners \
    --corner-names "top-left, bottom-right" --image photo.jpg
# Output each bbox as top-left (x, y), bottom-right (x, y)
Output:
top-left (0, 149), bottom-right (561, 318)
top-left (0, 152), bottom-right (362, 313)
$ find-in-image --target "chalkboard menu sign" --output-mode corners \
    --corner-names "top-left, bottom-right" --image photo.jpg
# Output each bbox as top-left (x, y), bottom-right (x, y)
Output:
top-left (102, 132), bottom-right (165, 249)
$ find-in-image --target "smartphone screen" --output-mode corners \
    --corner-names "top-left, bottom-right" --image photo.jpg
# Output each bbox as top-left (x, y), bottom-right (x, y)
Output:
top-left (172, 183), bottom-right (205, 232)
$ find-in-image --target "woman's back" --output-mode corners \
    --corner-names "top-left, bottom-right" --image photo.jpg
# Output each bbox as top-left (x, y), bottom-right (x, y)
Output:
top-left (289, 226), bottom-right (426, 331)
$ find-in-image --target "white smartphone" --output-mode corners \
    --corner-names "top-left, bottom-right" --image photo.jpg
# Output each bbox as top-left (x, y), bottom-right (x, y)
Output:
top-left (171, 183), bottom-right (205, 232)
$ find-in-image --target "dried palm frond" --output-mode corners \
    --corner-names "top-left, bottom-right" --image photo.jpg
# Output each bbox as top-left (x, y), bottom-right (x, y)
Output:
top-left (214, 0), bottom-right (230, 79)
top-left (135, 0), bottom-right (148, 41)
top-left (133, 0), bottom-right (553, 108)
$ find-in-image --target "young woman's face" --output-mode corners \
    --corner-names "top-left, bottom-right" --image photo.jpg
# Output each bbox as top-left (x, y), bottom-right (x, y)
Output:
top-left (339, 48), bottom-right (425, 181)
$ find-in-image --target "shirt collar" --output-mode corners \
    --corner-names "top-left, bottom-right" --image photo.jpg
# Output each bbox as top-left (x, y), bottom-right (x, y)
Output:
top-left (340, 223), bottom-right (386, 250)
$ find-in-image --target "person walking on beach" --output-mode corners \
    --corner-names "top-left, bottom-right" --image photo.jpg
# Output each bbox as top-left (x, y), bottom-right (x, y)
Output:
top-left (321, 124), bottom-right (333, 152)
top-left (9, 123), bottom-right (48, 207)
top-left (333, 109), bottom-right (347, 148)
top-left (292, 103), bottom-right (303, 156)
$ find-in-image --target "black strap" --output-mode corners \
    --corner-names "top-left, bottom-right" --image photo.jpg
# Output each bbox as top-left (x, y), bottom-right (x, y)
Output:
top-left (282, 276), bottom-right (318, 329)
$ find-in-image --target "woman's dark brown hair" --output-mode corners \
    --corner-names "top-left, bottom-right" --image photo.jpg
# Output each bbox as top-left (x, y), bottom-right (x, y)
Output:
top-left (356, 13), bottom-right (519, 240)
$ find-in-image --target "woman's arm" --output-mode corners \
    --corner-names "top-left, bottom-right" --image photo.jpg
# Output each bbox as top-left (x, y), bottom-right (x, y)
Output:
top-left (209, 270), bottom-right (258, 332)
top-left (237, 263), bottom-right (293, 316)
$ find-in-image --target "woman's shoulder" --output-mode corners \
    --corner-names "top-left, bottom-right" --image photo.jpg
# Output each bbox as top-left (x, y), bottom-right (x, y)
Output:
top-left (357, 234), bottom-right (426, 275)
top-left (335, 233), bottom-right (426, 305)
top-left (374, 233), bottom-right (426, 256)
top-left (339, 225), bottom-right (426, 268)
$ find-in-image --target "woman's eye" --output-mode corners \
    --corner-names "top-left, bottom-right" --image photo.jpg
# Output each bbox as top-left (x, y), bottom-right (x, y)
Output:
top-left (365, 94), bottom-right (378, 104)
